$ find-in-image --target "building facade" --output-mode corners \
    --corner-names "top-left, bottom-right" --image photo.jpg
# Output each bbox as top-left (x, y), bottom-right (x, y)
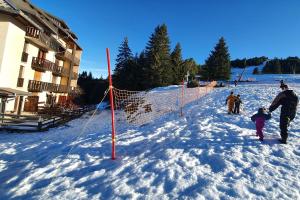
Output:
top-left (0, 0), bottom-right (82, 113)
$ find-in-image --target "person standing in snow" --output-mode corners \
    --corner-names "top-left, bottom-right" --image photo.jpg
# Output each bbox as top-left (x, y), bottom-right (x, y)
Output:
top-left (251, 108), bottom-right (272, 141)
top-left (234, 80), bottom-right (238, 87)
top-left (233, 94), bottom-right (242, 114)
top-left (225, 92), bottom-right (236, 114)
top-left (269, 84), bottom-right (299, 144)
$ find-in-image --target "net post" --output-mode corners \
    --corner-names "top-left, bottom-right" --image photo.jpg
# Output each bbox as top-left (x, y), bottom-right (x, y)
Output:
top-left (106, 48), bottom-right (116, 160)
top-left (180, 79), bottom-right (184, 116)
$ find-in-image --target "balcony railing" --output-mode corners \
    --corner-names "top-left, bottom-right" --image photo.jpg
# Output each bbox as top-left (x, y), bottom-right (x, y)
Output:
top-left (26, 27), bottom-right (61, 51)
top-left (73, 55), bottom-right (80, 66)
top-left (31, 57), bottom-right (68, 77)
top-left (71, 72), bottom-right (78, 80)
top-left (52, 65), bottom-right (69, 77)
top-left (31, 57), bottom-right (55, 72)
top-left (17, 78), bottom-right (24, 87)
top-left (56, 51), bottom-right (73, 61)
top-left (56, 51), bottom-right (80, 66)
top-left (21, 52), bottom-right (28, 62)
top-left (28, 80), bottom-right (68, 93)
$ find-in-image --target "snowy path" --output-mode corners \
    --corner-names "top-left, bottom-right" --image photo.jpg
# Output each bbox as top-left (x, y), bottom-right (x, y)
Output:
top-left (0, 84), bottom-right (300, 199)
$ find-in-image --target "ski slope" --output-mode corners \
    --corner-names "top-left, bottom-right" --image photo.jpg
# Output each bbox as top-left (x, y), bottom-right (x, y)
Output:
top-left (0, 80), bottom-right (300, 199)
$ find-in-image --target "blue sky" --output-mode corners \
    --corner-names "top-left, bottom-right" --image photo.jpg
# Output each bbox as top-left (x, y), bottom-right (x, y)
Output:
top-left (31, 0), bottom-right (300, 78)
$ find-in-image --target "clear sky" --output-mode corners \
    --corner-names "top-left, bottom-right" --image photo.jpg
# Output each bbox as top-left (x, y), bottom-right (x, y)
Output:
top-left (31, 0), bottom-right (300, 78)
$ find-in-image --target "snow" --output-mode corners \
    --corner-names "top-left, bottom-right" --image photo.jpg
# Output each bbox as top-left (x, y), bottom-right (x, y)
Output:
top-left (0, 75), bottom-right (300, 199)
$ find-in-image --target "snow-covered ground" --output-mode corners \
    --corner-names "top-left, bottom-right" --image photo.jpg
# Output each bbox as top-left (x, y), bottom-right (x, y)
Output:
top-left (0, 77), bottom-right (300, 199)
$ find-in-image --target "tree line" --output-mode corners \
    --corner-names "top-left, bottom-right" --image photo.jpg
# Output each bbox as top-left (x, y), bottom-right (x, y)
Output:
top-left (261, 57), bottom-right (300, 74)
top-left (74, 71), bottom-right (108, 105)
top-left (231, 56), bottom-right (268, 68)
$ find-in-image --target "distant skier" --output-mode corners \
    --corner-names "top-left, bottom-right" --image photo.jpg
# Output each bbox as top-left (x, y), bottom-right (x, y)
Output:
top-left (251, 107), bottom-right (272, 141)
top-left (269, 84), bottom-right (299, 144)
top-left (234, 80), bottom-right (238, 87)
top-left (225, 92), bottom-right (236, 114)
top-left (233, 94), bottom-right (242, 114)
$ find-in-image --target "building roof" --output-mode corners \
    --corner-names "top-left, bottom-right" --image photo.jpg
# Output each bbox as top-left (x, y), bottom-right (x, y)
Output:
top-left (0, 0), bottom-right (82, 50)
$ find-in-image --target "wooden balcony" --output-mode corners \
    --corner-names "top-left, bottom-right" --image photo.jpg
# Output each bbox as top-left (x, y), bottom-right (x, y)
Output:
top-left (56, 51), bottom-right (80, 66)
top-left (17, 78), bottom-right (24, 87)
top-left (71, 72), bottom-right (78, 80)
top-left (73, 55), bottom-right (80, 66)
top-left (25, 27), bottom-right (61, 52)
top-left (31, 57), bottom-right (55, 72)
top-left (21, 52), bottom-right (28, 62)
top-left (27, 80), bottom-right (81, 95)
top-left (52, 66), bottom-right (69, 77)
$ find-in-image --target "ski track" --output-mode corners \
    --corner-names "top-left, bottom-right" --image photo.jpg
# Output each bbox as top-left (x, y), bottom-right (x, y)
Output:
top-left (0, 83), bottom-right (300, 199)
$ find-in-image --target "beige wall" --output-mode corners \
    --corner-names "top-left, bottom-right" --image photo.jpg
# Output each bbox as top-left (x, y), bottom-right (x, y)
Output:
top-left (0, 15), bottom-right (26, 111)
top-left (0, 15), bottom-right (25, 89)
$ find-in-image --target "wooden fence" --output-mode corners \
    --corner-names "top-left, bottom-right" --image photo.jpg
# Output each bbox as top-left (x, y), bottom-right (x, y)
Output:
top-left (0, 106), bottom-right (95, 132)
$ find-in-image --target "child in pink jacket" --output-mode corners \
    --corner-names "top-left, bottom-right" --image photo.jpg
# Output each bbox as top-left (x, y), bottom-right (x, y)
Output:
top-left (251, 108), bottom-right (272, 141)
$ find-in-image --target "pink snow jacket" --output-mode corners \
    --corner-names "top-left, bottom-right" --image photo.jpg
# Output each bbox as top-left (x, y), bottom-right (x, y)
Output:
top-left (251, 109), bottom-right (271, 124)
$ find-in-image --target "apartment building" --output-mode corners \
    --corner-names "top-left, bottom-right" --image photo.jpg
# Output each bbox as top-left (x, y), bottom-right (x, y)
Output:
top-left (0, 0), bottom-right (82, 114)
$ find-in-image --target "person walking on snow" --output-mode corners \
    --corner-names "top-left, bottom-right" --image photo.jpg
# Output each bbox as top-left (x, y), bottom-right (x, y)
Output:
top-left (269, 84), bottom-right (299, 144)
top-left (251, 108), bottom-right (271, 141)
top-left (225, 92), bottom-right (236, 114)
top-left (233, 94), bottom-right (242, 114)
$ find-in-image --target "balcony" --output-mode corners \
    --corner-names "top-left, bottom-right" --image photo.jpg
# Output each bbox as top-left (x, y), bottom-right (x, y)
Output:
top-left (56, 51), bottom-right (80, 66)
top-left (28, 80), bottom-right (68, 93)
top-left (25, 27), bottom-right (61, 52)
top-left (31, 57), bottom-right (55, 72)
top-left (17, 78), bottom-right (24, 87)
top-left (71, 72), bottom-right (78, 80)
top-left (73, 55), bottom-right (80, 66)
top-left (21, 52), bottom-right (28, 62)
top-left (52, 65), bottom-right (69, 77)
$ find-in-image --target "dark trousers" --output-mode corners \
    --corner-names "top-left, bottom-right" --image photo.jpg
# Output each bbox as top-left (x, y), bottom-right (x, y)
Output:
top-left (233, 104), bottom-right (240, 114)
top-left (280, 115), bottom-right (290, 142)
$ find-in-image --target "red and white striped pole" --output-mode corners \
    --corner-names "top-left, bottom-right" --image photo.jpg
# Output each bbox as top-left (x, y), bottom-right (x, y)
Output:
top-left (106, 48), bottom-right (116, 160)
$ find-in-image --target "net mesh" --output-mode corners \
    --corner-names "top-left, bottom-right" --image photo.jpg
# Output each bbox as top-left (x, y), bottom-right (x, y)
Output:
top-left (113, 81), bottom-right (217, 126)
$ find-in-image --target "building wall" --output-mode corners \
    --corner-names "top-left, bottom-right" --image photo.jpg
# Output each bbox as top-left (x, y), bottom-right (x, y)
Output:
top-left (0, 15), bottom-right (25, 88)
top-left (0, 15), bottom-right (26, 111)
top-left (0, 14), bottom-right (10, 73)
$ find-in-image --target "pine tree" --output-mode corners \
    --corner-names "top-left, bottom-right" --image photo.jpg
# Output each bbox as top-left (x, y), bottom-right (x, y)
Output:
top-left (182, 58), bottom-right (200, 80)
top-left (252, 67), bottom-right (259, 74)
top-left (113, 37), bottom-right (133, 88)
top-left (171, 43), bottom-right (184, 84)
top-left (273, 58), bottom-right (281, 74)
top-left (145, 24), bottom-right (173, 88)
top-left (203, 37), bottom-right (231, 80)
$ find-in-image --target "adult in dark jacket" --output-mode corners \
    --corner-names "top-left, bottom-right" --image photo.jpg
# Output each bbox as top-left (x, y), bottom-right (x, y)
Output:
top-left (233, 94), bottom-right (242, 114)
top-left (269, 84), bottom-right (299, 144)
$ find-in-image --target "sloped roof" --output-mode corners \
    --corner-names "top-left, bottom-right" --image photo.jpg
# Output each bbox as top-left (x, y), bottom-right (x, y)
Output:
top-left (0, 0), bottom-right (81, 50)
top-left (0, 0), bottom-right (18, 14)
